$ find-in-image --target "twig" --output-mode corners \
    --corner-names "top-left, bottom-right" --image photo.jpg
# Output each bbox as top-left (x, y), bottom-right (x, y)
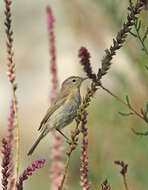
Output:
top-left (123, 175), bottom-right (129, 190)
top-left (100, 84), bottom-right (144, 121)
top-left (58, 121), bottom-right (80, 190)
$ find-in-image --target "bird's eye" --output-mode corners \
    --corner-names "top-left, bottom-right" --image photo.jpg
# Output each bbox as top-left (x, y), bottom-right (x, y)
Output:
top-left (72, 79), bottom-right (76, 82)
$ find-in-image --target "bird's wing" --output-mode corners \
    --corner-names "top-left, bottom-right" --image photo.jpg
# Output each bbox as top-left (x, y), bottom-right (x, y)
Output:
top-left (38, 89), bottom-right (69, 131)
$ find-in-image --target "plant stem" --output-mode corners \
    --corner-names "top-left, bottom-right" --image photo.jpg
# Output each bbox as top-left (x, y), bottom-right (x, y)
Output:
top-left (134, 21), bottom-right (148, 55)
top-left (59, 84), bottom-right (97, 189)
top-left (129, 0), bottom-right (148, 56)
top-left (13, 88), bottom-right (20, 190)
top-left (123, 175), bottom-right (129, 190)
top-left (100, 84), bottom-right (143, 120)
top-left (58, 153), bottom-right (71, 190)
top-left (58, 121), bottom-right (80, 189)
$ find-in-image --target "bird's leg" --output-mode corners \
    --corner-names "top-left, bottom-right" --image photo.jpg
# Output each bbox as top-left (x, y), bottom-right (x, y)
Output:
top-left (56, 128), bottom-right (72, 144)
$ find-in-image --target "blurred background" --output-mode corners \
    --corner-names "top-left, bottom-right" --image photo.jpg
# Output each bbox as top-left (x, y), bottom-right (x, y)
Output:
top-left (0, 0), bottom-right (148, 189)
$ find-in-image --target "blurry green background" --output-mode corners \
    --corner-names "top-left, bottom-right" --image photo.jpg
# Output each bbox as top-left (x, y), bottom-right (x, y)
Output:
top-left (0, 0), bottom-right (148, 189)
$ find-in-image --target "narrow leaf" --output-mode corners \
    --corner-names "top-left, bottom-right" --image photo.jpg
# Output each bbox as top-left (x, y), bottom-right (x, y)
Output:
top-left (141, 103), bottom-right (148, 122)
top-left (137, 20), bottom-right (141, 32)
top-left (118, 112), bottom-right (134, 116)
top-left (143, 112), bottom-right (148, 123)
top-left (146, 102), bottom-right (148, 112)
top-left (125, 95), bottom-right (131, 108)
top-left (140, 108), bottom-right (148, 123)
top-left (141, 47), bottom-right (144, 51)
top-left (135, 18), bottom-right (138, 28)
top-left (131, 128), bottom-right (148, 136)
top-left (142, 27), bottom-right (148, 42)
top-left (129, 31), bottom-right (137, 37)
top-left (145, 65), bottom-right (148, 70)
top-left (141, 108), bottom-right (144, 115)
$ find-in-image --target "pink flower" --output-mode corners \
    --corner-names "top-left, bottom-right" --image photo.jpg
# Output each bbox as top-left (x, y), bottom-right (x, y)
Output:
top-left (16, 159), bottom-right (45, 190)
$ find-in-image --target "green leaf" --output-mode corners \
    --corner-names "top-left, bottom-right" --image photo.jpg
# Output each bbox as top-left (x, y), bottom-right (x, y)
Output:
top-left (129, 31), bottom-right (137, 38)
top-left (135, 18), bottom-right (138, 27)
top-left (131, 128), bottom-right (148, 136)
top-left (125, 95), bottom-right (131, 108)
top-left (141, 102), bottom-right (148, 123)
top-left (97, 69), bottom-right (102, 80)
top-left (118, 112), bottom-right (134, 116)
top-left (141, 109), bottom-right (148, 123)
top-left (145, 65), bottom-right (148, 70)
top-left (141, 47), bottom-right (144, 52)
top-left (146, 102), bottom-right (148, 112)
top-left (137, 20), bottom-right (141, 32)
top-left (142, 27), bottom-right (148, 42)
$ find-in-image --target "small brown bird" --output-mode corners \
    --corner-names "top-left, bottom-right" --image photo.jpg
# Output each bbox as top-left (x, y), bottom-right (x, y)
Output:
top-left (27, 76), bottom-right (87, 155)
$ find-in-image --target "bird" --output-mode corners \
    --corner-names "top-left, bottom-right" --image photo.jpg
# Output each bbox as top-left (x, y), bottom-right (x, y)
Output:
top-left (27, 76), bottom-right (87, 155)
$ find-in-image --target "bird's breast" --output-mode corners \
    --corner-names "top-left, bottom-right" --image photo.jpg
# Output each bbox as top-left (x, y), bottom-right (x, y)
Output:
top-left (49, 91), bottom-right (81, 128)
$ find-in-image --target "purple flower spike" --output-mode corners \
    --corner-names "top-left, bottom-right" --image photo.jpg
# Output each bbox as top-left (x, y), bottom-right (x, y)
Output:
top-left (46, 5), bottom-right (65, 189)
top-left (46, 5), bottom-right (58, 102)
top-left (80, 111), bottom-right (90, 190)
top-left (114, 160), bottom-right (128, 176)
top-left (1, 138), bottom-right (11, 190)
top-left (46, 6), bottom-right (54, 29)
top-left (7, 99), bottom-right (15, 190)
top-left (101, 179), bottom-right (111, 190)
top-left (16, 159), bottom-right (45, 190)
top-left (4, 0), bottom-right (17, 90)
top-left (78, 47), bottom-right (99, 84)
top-left (4, 0), bottom-right (19, 188)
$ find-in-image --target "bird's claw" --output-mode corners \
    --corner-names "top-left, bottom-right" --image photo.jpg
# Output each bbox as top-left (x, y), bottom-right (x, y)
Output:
top-left (66, 139), bottom-right (73, 145)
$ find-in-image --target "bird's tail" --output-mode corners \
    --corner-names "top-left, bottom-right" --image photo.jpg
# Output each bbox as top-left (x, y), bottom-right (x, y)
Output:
top-left (27, 133), bottom-right (44, 156)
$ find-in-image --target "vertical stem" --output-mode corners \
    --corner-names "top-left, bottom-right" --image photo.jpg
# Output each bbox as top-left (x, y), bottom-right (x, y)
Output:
top-left (58, 121), bottom-right (80, 189)
top-left (13, 89), bottom-right (19, 190)
top-left (58, 155), bottom-right (71, 190)
top-left (123, 176), bottom-right (129, 190)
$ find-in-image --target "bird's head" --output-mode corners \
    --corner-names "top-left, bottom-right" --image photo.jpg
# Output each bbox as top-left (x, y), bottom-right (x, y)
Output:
top-left (62, 76), bottom-right (88, 89)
